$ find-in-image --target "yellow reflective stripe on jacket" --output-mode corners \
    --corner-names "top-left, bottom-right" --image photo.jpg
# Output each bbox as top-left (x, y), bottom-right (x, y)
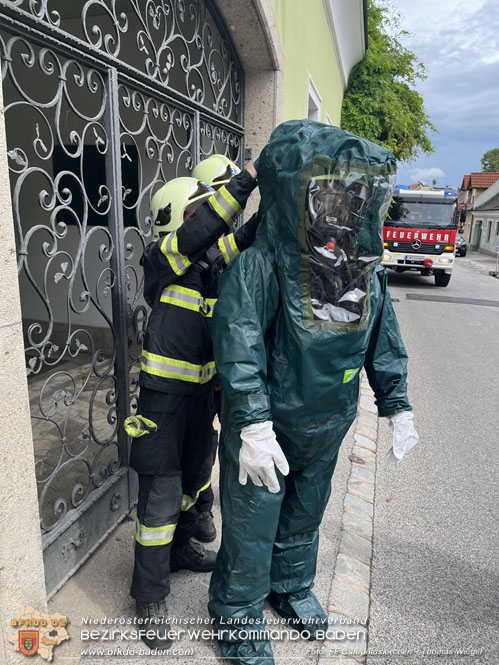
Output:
top-left (205, 298), bottom-right (217, 318)
top-left (218, 233), bottom-right (241, 266)
top-left (220, 186), bottom-right (243, 216)
top-left (135, 518), bottom-right (176, 546)
top-left (159, 284), bottom-right (213, 317)
top-left (181, 479), bottom-right (212, 512)
top-left (160, 231), bottom-right (192, 276)
top-left (208, 186), bottom-right (242, 226)
top-left (141, 350), bottom-right (216, 384)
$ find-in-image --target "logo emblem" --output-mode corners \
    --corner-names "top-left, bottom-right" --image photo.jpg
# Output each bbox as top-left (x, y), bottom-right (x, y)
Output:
top-left (343, 368), bottom-right (360, 384)
top-left (411, 238), bottom-right (422, 250)
top-left (19, 630), bottom-right (39, 656)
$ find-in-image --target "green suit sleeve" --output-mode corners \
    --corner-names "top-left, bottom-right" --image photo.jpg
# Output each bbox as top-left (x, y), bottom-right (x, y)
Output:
top-left (363, 267), bottom-right (412, 418)
top-left (212, 248), bottom-right (280, 430)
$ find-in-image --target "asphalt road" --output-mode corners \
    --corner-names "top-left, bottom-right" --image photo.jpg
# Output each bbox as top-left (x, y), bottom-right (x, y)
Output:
top-left (367, 254), bottom-right (499, 665)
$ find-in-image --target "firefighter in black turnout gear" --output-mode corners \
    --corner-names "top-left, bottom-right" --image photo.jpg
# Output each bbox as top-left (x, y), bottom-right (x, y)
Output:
top-left (125, 168), bottom-right (258, 649)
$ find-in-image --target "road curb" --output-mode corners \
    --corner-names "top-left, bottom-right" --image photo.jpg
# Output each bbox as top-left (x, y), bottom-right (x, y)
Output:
top-left (319, 372), bottom-right (378, 665)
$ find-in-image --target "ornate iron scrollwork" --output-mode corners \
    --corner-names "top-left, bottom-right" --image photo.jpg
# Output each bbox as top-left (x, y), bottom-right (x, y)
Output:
top-left (0, 33), bottom-right (121, 531)
top-left (0, 0), bottom-right (243, 542)
top-left (2, 0), bottom-right (243, 122)
top-left (110, 492), bottom-right (121, 511)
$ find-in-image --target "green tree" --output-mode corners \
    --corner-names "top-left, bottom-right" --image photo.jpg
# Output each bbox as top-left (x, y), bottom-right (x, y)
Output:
top-left (341, 0), bottom-right (435, 162)
top-left (481, 148), bottom-right (499, 172)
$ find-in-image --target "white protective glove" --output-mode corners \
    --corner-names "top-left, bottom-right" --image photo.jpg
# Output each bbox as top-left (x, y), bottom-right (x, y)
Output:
top-left (385, 411), bottom-right (419, 466)
top-left (239, 421), bottom-right (290, 493)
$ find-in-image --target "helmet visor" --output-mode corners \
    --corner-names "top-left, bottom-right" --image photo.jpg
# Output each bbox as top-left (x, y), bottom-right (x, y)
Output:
top-left (212, 162), bottom-right (240, 184)
top-left (183, 180), bottom-right (214, 219)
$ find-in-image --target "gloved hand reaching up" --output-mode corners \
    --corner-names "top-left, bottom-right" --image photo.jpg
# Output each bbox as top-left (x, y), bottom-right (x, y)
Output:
top-left (385, 410), bottom-right (419, 466)
top-left (239, 421), bottom-right (290, 493)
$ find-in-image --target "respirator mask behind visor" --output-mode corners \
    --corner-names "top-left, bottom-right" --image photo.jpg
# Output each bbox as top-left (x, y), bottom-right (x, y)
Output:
top-left (305, 171), bottom-right (393, 324)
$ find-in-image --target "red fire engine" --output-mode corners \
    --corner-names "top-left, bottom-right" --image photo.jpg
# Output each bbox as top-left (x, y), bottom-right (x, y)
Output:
top-left (383, 187), bottom-right (458, 287)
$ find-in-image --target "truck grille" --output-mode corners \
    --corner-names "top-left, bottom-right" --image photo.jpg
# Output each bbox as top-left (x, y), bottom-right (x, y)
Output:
top-left (386, 241), bottom-right (450, 255)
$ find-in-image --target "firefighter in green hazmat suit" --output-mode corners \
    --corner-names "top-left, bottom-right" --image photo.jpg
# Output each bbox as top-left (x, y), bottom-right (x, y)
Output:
top-left (208, 120), bottom-right (419, 664)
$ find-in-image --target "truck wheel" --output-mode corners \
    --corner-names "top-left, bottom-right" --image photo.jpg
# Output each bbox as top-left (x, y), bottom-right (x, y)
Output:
top-left (435, 271), bottom-right (451, 287)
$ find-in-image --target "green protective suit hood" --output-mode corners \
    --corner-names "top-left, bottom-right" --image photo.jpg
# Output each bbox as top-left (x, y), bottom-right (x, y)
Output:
top-left (208, 121), bottom-right (412, 664)
top-left (255, 119), bottom-right (396, 327)
top-left (255, 119), bottom-right (395, 251)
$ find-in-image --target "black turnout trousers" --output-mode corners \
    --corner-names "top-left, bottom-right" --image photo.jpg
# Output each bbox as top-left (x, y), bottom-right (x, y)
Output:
top-left (130, 387), bottom-right (214, 602)
top-left (195, 387), bottom-right (221, 513)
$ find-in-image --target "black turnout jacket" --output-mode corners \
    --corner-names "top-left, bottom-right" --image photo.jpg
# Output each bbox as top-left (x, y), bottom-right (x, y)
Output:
top-left (139, 170), bottom-right (258, 396)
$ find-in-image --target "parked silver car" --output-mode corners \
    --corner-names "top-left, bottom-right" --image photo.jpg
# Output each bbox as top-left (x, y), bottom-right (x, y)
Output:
top-left (455, 233), bottom-right (467, 256)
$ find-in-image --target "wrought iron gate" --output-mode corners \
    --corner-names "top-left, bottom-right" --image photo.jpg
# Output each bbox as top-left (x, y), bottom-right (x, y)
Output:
top-left (0, 0), bottom-right (243, 597)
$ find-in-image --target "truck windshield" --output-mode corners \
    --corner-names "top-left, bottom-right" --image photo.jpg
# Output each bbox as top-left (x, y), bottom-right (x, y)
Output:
top-left (386, 197), bottom-right (456, 229)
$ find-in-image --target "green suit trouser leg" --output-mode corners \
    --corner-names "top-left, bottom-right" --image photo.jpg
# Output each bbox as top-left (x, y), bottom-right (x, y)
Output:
top-left (268, 448), bottom-right (338, 611)
top-left (208, 424), bottom-right (343, 662)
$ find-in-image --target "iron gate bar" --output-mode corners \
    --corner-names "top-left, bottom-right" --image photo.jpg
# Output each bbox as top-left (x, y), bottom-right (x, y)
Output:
top-left (0, 1), bottom-right (245, 130)
top-left (193, 108), bottom-right (201, 167)
top-left (105, 66), bottom-right (130, 470)
top-left (406, 294), bottom-right (499, 307)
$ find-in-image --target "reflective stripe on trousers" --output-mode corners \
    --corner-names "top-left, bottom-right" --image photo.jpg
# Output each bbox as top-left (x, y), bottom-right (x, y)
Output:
top-left (135, 518), bottom-right (176, 546)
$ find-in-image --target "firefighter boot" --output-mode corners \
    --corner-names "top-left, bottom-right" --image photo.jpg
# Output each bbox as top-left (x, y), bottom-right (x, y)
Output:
top-left (170, 538), bottom-right (217, 572)
top-left (136, 598), bottom-right (172, 649)
top-left (195, 511), bottom-right (217, 543)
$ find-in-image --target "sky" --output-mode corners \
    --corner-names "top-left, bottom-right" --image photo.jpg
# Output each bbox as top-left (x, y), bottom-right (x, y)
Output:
top-left (389, 0), bottom-right (499, 189)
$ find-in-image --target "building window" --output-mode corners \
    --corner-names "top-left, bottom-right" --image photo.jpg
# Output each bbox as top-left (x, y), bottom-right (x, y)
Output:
top-left (307, 75), bottom-right (322, 122)
top-left (496, 221), bottom-right (499, 237)
top-left (487, 220), bottom-right (492, 242)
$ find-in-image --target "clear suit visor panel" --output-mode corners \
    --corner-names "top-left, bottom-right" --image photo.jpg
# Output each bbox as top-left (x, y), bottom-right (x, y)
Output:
top-left (303, 169), bottom-right (395, 326)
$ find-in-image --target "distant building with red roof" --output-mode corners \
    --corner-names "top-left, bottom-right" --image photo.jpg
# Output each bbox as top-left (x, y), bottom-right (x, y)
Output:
top-left (461, 172), bottom-right (499, 190)
top-left (458, 172), bottom-right (499, 249)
